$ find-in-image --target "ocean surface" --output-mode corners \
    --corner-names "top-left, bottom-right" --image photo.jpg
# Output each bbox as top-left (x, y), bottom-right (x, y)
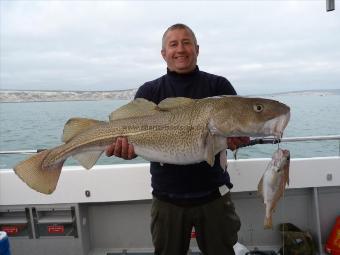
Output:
top-left (1, 95), bottom-right (340, 169)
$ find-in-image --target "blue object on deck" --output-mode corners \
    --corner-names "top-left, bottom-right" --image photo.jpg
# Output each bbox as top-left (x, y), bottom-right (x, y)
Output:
top-left (0, 231), bottom-right (11, 255)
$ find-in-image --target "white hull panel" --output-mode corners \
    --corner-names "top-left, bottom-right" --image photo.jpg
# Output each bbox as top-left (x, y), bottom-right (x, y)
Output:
top-left (1, 157), bottom-right (339, 205)
top-left (1, 156), bottom-right (339, 255)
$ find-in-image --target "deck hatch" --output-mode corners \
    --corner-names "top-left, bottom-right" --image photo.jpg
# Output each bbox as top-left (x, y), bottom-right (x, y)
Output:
top-left (32, 206), bottom-right (78, 238)
top-left (0, 208), bottom-right (32, 238)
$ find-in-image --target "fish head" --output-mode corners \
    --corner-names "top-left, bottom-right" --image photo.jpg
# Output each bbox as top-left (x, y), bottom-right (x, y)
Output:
top-left (272, 148), bottom-right (290, 172)
top-left (210, 96), bottom-right (290, 138)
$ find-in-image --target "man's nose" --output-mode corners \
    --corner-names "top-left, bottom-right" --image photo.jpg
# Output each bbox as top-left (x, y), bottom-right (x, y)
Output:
top-left (177, 43), bottom-right (185, 52)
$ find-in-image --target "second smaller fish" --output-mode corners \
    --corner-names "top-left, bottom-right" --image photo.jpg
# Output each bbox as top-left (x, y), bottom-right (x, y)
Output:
top-left (258, 148), bottom-right (290, 229)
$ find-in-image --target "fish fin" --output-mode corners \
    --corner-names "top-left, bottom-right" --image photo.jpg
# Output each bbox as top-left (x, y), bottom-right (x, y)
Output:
top-left (62, 118), bottom-right (105, 143)
top-left (73, 151), bottom-right (103, 170)
top-left (264, 216), bottom-right (273, 229)
top-left (205, 132), bottom-right (215, 167)
top-left (14, 149), bottom-right (64, 194)
top-left (257, 176), bottom-right (264, 196)
top-left (219, 150), bottom-right (228, 171)
top-left (158, 97), bottom-right (195, 110)
top-left (285, 158), bottom-right (290, 186)
top-left (109, 98), bottom-right (158, 121)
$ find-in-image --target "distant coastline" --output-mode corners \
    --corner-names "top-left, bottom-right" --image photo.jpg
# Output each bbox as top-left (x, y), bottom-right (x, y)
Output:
top-left (260, 89), bottom-right (340, 97)
top-left (0, 89), bottom-right (137, 103)
top-left (0, 88), bottom-right (339, 103)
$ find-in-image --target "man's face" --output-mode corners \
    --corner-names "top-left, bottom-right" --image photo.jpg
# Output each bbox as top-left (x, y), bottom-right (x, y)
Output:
top-left (161, 28), bottom-right (199, 74)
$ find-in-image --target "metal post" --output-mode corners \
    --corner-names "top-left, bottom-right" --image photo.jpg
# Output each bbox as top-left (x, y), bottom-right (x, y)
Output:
top-left (327, 0), bottom-right (335, 11)
top-left (313, 187), bottom-right (323, 255)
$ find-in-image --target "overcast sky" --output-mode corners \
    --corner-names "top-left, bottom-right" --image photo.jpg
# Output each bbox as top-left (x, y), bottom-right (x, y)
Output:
top-left (1, 1), bottom-right (339, 95)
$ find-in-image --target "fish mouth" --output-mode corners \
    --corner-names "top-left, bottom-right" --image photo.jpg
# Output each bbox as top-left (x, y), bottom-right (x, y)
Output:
top-left (262, 112), bottom-right (291, 138)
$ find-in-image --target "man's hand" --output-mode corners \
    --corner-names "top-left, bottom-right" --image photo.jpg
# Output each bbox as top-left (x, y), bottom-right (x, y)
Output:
top-left (105, 137), bottom-right (137, 160)
top-left (227, 137), bottom-right (250, 151)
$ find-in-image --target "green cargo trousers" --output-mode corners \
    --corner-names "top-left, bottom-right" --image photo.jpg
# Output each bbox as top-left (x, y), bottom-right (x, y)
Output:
top-left (151, 192), bottom-right (241, 255)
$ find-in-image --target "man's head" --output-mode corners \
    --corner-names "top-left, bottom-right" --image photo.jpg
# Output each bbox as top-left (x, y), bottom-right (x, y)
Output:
top-left (161, 23), bottom-right (199, 74)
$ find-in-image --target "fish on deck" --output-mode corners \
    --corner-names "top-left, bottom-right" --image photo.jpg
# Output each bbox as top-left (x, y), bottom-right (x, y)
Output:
top-left (258, 148), bottom-right (290, 229)
top-left (14, 96), bottom-right (290, 194)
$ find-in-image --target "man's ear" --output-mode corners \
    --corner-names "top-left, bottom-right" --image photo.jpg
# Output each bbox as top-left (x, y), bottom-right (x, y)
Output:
top-left (196, 45), bottom-right (199, 56)
top-left (161, 49), bottom-right (166, 60)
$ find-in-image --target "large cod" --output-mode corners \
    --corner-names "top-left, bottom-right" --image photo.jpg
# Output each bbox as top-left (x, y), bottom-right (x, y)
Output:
top-left (14, 96), bottom-right (290, 194)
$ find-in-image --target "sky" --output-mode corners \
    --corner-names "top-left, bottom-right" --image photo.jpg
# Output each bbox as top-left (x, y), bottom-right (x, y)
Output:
top-left (0, 0), bottom-right (339, 95)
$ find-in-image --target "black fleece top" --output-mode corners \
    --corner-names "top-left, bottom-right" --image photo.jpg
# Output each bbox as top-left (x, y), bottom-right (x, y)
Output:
top-left (135, 66), bottom-right (237, 197)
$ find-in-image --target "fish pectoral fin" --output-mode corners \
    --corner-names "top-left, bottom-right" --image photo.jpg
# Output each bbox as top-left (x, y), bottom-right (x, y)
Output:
top-left (158, 97), bottom-right (195, 110)
top-left (14, 149), bottom-right (64, 194)
top-left (205, 132), bottom-right (215, 167)
top-left (109, 98), bottom-right (158, 121)
top-left (62, 118), bottom-right (106, 143)
top-left (73, 151), bottom-right (103, 170)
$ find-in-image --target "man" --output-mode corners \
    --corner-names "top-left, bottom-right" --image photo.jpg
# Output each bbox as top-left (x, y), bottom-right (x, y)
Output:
top-left (106, 23), bottom-right (249, 255)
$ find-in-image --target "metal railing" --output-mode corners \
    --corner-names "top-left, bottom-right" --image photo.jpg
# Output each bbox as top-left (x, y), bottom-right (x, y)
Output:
top-left (252, 135), bottom-right (340, 143)
top-left (243, 135), bottom-right (340, 156)
top-left (1, 135), bottom-right (340, 155)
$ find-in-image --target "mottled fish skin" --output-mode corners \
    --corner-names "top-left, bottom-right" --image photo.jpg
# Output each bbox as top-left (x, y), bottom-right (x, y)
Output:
top-left (258, 148), bottom-right (290, 229)
top-left (14, 96), bottom-right (290, 194)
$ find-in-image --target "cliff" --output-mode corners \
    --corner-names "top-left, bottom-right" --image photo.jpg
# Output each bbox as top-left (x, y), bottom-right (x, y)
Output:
top-left (0, 89), bottom-right (138, 103)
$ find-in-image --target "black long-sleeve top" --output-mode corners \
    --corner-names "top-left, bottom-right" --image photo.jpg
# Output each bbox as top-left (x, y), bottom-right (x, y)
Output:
top-left (135, 66), bottom-right (237, 197)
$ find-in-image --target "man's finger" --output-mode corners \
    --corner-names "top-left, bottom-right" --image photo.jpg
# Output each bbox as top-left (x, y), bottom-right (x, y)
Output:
top-left (121, 137), bottom-right (129, 159)
top-left (113, 138), bottom-right (122, 157)
top-left (105, 143), bottom-right (115, 157)
top-left (127, 144), bottom-right (136, 159)
top-left (230, 141), bottom-right (237, 151)
top-left (239, 137), bottom-right (250, 144)
top-left (227, 137), bottom-right (250, 150)
top-left (227, 138), bottom-right (236, 151)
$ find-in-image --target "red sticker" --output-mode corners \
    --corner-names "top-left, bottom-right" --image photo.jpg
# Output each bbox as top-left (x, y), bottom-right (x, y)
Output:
top-left (48, 225), bottom-right (64, 234)
top-left (1, 226), bottom-right (19, 235)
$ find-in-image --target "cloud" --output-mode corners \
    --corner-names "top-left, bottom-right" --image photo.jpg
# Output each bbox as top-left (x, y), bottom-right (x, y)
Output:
top-left (1, 1), bottom-right (339, 94)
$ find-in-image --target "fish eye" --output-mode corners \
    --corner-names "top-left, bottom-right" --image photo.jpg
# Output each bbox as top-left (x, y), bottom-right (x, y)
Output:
top-left (253, 104), bottom-right (264, 112)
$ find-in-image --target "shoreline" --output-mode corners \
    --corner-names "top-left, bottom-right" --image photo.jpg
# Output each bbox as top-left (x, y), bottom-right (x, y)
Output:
top-left (1, 88), bottom-right (339, 103)
top-left (0, 89), bottom-right (137, 103)
top-left (0, 99), bottom-right (131, 104)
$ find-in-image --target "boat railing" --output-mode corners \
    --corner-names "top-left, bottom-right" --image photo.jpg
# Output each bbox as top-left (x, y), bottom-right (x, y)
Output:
top-left (1, 134), bottom-right (340, 155)
top-left (242, 135), bottom-right (340, 156)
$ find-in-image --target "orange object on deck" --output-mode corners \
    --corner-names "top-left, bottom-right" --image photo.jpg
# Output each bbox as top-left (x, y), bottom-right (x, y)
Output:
top-left (325, 216), bottom-right (340, 255)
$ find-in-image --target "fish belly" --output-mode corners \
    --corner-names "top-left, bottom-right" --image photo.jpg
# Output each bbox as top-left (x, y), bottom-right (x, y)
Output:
top-left (134, 144), bottom-right (206, 165)
top-left (125, 114), bottom-right (209, 164)
top-left (263, 171), bottom-right (281, 203)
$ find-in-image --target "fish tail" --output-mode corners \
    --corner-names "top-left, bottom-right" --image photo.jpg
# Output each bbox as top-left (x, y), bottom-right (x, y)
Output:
top-left (14, 149), bottom-right (65, 194)
top-left (264, 216), bottom-right (273, 229)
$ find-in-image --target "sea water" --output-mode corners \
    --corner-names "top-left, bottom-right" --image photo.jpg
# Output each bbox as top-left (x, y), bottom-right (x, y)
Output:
top-left (0, 95), bottom-right (339, 169)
